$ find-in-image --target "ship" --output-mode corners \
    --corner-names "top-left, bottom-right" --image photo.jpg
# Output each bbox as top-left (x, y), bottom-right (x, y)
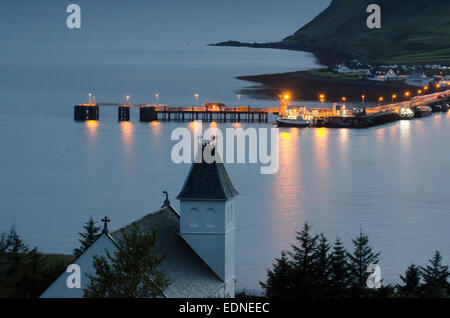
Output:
top-left (399, 106), bottom-right (414, 120)
top-left (413, 105), bottom-right (433, 118)
top-left (276, 96), bottom-right (312, 128)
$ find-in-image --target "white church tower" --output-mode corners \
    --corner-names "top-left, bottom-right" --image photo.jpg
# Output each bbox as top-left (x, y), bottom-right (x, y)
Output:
top-left (177, 142), bottom-right (239, 297)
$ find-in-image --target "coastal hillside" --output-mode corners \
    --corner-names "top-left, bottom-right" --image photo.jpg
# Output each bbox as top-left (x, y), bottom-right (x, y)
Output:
top-left (282, 0), bottom-right (450, 64)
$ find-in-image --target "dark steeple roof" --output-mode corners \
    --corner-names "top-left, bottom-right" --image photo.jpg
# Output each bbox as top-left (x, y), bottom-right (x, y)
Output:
top-left (177, 142), bottom-right (238, 201)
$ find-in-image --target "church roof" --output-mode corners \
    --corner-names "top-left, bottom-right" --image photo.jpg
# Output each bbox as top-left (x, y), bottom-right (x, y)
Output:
top-left (177, 144), bottom-right (239, 201)
top-left (112, 205), bottom-right (225, 298)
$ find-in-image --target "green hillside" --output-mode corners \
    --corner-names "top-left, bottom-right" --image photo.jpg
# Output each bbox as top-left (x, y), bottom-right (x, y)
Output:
top-left (282, 0), bottom-right (450, 64)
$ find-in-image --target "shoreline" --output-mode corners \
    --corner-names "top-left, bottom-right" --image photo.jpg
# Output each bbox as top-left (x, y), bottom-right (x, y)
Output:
top-left (236, 70), bottom-right (418, 103)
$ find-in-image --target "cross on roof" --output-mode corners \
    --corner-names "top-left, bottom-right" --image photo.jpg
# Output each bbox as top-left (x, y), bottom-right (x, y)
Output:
top-left (101, 216), bottom-right (110, 234)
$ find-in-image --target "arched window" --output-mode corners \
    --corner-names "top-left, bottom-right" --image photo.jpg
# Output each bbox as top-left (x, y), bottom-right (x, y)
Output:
top-left (190, 208), bottom-right (200, 228)
top-left (206, 208), bottom-right (216, 228)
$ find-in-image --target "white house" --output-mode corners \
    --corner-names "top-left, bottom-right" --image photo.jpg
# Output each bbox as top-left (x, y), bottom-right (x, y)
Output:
top-left (384, 69), bottom-right (399, 81)
top-left (406, 73), bottom-right (431, 87)
top-left (41, 142), bottom-right (238, 298)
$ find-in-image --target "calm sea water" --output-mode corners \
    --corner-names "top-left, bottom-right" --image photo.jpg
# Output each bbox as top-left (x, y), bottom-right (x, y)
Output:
top-left (1, 46), bottom-right (449, 292)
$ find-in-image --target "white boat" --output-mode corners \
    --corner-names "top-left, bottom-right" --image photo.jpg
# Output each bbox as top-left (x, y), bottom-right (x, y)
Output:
top-left (276, 105), bottom-right (312, 128)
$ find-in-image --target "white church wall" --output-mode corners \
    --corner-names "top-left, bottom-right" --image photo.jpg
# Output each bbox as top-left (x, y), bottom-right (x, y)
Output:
top-left (180, 199), bottom-right (236, 283)
top-left (40, 234), bottom-right (118, 298)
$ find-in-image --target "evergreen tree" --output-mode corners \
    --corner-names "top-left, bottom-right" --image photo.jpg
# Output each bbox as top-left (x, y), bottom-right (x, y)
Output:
top-left (313, 233), bottom-right (331, 292)
top-left (328, 238), bottom-right (350, 297)
top-left (260, 251), bottom-right (292, 298)
top-left (288, 222), bottom-right (319, 297)
top-left (397, 264), bottom-right (421, 297)
top-left (73, 217), bottom-right (101, 257)
top-left (348, 230), bottom-right (380, 296)
top-left (84, 225), bottom-right (170, 298)
top-left (421, 251), bottom-right (450, 298)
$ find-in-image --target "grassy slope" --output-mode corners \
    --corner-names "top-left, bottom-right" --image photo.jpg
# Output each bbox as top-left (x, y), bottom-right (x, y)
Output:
top-left (283, 0), bottom-right (450, 64)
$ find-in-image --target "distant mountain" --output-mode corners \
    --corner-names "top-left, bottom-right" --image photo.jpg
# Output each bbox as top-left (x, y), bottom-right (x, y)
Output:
top-left (213, 0), bottom-right (450, 65)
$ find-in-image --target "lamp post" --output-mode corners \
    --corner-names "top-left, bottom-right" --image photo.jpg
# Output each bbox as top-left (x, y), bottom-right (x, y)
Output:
top-left (378, 97), bottom-right (383, 107)
top-left (361, 94), bottom-right (365, 107)
top-left (404, 91), bottom-right (410, 101)
top-left (392, 94), bottom-right (397, 103)
top-left (237, 94), bottom-right (241, 107)
top-left (319, 94), bottom-right (325, 106)
top-left (126, 95), bottom-right (130, 105)
top-left (88, 93), bottom-right (92, 104)
top-left (194, 94), bottom-right (199, 108)
top-left (155, 93), bottom-right (159, 106)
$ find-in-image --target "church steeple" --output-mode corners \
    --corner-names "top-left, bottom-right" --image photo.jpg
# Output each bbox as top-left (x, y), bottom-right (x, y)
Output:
top-left (177, 142), bottom-right (238, 201)
top-left (177, 142), bottom-right (237, 296)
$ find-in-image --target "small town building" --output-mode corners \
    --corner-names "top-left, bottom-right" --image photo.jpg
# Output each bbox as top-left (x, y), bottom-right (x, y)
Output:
top-left (406, 73), bottom-right (431, 87)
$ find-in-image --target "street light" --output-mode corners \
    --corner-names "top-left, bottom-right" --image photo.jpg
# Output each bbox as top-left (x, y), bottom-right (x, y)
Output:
top-left (342, 96), bottom-right (347, 102)
top-left (194, 94), bottom-right (199, 108)
top-left (237, 94), bottom-right (241, 107)
top-left (392, 94), bottom-right (397, 103)
top-left (361, 94), bottom-right (365, 107)
top-left (319, 94), bottom-right (325, 106)
top-left (88, 93), bottom-right (92, 104)
top-left (417, 89), bottom-right (422, 95)
top-left (378, 97), bottom-right (384, 106)
top-left (126, 95), bottom-right (130, 105)
top-left (404, 91), bottom-right (410, 100)
top-left (155, 93), bottom-right (159, 106)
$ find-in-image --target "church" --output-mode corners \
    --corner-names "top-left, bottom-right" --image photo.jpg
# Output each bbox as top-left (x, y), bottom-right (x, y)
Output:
top-left (41, 142), bottom-right (238, 298)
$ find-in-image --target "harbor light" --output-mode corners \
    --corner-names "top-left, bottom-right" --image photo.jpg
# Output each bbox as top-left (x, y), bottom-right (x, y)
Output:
top-left (194, 94), bottom-right (199, 107)
top-left (319, 94), bottom-right (325, 105)
top-left (404, 91), bottom-right (410, 100)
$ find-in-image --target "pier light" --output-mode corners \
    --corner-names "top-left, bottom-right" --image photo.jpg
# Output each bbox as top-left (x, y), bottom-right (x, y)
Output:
top-left (194, 94), bottom-right (199, 107)
top-left (404, 91), bottom-right (410, 100)
top-left (319, 94), bottom-right (325, 105)
top-left (126, 95), bottom-right (130, 105)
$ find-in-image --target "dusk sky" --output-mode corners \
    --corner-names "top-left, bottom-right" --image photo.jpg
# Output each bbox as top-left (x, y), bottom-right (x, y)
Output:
top-left (0, 0), bottom-right (331, 50)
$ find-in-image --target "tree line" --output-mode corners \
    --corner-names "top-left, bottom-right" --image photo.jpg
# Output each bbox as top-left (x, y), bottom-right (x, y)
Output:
top-left (259, 223), bottom-right (450, 298)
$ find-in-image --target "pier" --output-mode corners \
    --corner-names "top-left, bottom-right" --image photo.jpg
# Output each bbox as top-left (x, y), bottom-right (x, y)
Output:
top-left (74, 104), bottom-right (270, 123)
top-left (74, 89), bottom-right (450, 128)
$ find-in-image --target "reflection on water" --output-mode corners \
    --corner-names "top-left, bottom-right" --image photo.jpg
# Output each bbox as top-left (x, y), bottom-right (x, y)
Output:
top-left (2, 115), bottom-right (450, 293)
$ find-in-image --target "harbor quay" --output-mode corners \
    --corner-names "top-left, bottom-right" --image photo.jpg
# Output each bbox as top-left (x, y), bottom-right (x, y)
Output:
top-left (73, 90), bottom-right (450, 129)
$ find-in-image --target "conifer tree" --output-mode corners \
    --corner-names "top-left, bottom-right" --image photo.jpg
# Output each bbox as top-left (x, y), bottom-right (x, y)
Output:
top-left (421, 251), bottom-right (450, 298)
top-left (260, 251), bottom-right (292, 298)
top-left (397, 264), bottom-right (421, 297)
top-left (73, 217), bottom-right (101, 257)
top-left (313, 233), bottom-right (331, 291)
top-left (288, 222), bottom-right (318, 297)
top-left (348, 230), bottom-right (380, 296)
top-left (328, 238), bottom-right (350, 297)
top-left (84, 225), bottom-right (170, 298)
